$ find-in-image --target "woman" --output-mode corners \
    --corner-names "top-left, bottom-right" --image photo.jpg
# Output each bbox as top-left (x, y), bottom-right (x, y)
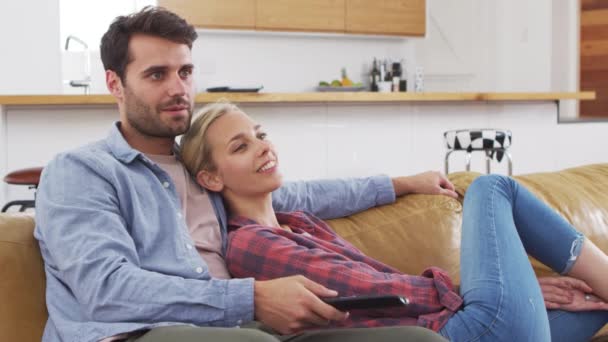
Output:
top-left (180, 101), bottom-right (608, 341)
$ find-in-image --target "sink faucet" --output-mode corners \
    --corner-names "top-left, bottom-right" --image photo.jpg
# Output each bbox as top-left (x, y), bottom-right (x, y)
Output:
top-left (65, 35), bottom-right (91, 95)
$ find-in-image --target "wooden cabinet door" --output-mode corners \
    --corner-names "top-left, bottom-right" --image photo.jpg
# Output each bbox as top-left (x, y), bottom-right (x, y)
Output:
top-left (580, 0), bottom-right (608, 118)
top-left (256, 0), bottom-right (345, 32)
top-left (158, 0), bottom-right (256, 29)
top-left (346, 0), bottom-right (425, 36)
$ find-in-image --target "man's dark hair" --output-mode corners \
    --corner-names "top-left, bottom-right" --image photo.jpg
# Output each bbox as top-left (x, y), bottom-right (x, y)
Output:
top-left (100, 6), bottom-right (198, 83)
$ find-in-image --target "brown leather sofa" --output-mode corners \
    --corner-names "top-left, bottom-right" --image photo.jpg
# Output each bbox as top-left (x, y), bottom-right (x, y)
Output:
top-left (2, 163), bottom-right (608, 341)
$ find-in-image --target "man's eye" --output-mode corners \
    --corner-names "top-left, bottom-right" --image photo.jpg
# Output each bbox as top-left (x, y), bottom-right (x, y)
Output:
top-left (179, 69), bottom-right (193, 78)
top-left (234, 144), bottom-right (246, 152)
top-left (150, 72), bottom-right (163, 80)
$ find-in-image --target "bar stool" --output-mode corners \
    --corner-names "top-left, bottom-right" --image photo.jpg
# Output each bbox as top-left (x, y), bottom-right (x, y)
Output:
top-left (1, 167), bottom-right (43, 212)
top-left (444, 129), bottom-right (513, 175)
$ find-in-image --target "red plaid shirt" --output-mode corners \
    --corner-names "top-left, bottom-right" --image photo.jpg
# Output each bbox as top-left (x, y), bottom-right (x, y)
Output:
top-left (227, 211), bottom-right (463, 332)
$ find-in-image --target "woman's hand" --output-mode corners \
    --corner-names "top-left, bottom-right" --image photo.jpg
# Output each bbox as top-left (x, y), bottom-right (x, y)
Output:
top-left (539, 276), bottom-right (608, 311)
top-left (392, 171), bottom-right (458, 198)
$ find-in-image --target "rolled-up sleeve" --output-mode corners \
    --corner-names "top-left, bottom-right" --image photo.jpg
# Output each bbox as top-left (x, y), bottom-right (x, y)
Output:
top-left (272, 175), bottom-right (395, 220)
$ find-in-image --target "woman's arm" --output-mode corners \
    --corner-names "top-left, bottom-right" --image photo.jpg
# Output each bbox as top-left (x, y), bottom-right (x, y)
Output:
top-left (226, 225), bottom-right (452, 318)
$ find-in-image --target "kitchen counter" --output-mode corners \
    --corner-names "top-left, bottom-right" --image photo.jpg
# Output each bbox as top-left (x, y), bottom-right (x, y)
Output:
top-left (0, 91), bottom-right (595, 106)
top-left (1, 90), bottom-right (606, 207)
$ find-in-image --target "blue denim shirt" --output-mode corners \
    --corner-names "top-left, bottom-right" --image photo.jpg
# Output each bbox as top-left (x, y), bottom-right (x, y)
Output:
top-left (34, 122), bottom-right (396, 342)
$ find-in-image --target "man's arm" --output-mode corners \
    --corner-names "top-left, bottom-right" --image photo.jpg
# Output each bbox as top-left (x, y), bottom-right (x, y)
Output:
top-left (272, 175), bottom-right (395, 220)
top-left (272, 172), bottom-right (457, 220)
top-left (391, 171), bottom-right (458, 198)
top-left (35, 153), bottom-right (253, 326)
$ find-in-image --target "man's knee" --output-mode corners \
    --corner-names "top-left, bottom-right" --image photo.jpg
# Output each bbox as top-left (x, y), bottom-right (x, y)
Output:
top-left (237, 328), bottom-right (281, 342)
top-left (397, 326), bottom-right (447, 341)
top-left (134, 325), bottom-right (279, 342)
top-left (291, 326), bottom-right (446, 342)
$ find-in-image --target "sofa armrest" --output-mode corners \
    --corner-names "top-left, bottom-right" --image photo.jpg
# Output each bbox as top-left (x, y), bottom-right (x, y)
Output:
top-left (0, 214), bottom-right (47, 341)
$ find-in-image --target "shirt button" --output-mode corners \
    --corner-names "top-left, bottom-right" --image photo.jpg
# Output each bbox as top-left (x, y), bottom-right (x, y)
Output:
top-left (177, 212), bottom-right (182, 218)
top-left (162, 181), bottom-right (170, 188)
top-left (186, 244), bottom-right (193, 250)
top-left (195, 267), bottom-right (203, 274)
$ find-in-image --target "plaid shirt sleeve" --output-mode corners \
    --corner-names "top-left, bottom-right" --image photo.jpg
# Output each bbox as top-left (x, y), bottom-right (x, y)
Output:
top-left (227, 212), bottom-right (462, 331)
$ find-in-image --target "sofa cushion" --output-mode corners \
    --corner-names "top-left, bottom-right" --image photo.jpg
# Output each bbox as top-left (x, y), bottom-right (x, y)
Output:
top-left (0, 214), bottom-right (47, 341)
top-left (327, 193), bottom-right (464, 283)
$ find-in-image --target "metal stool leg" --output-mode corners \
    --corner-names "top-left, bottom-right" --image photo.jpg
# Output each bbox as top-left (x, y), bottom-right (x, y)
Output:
top-left (465, 152), bottom-right (472, 172)
top-left (504, 151), bottom-right (513, 176)
top-left (444, 150), bottom-right (454, 175)
top-left (1, 200), bottom-right (35, 212)
top-left (485, 150), bottom-right (492, 174)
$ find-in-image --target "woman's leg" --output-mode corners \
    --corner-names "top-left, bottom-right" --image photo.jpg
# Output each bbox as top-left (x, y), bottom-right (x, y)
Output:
top-left (547, 310), bottom-right (608, 342)
top-left (441, 175), bottom-right (580, 341)
top-left (495, 176), bottom-right (608, 303)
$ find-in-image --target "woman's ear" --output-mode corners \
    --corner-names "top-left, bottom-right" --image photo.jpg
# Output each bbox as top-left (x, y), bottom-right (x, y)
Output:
top-left (196, 169), bottom-right (224, 192)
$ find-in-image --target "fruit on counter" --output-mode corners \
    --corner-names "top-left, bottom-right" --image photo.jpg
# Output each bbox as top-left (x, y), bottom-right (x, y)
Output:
top-left (318, 68), bottom-right (361, 88)
top-left (341, 68), bottom-right (353, 86)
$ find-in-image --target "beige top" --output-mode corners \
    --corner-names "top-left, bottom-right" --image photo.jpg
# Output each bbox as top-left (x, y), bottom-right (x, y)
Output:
top-left (147, 153), bottom-right (231, 279)
top-left (99, 153), bottom-right (230, 342)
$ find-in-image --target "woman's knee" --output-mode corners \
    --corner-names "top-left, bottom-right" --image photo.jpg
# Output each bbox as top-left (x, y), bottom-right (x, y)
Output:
top-left (467, 174), bottom-right (514, 197)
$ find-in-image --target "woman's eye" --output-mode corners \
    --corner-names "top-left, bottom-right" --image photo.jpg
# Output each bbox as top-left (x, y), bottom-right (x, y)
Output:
top-left (234, 144), bottom-right (246, 152)
top-left (257, 132), bottom-right (267, 140)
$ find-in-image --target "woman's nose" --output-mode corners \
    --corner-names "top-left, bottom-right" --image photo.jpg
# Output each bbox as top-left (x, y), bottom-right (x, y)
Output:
top-left (257, 140), bottom-right (271, 157)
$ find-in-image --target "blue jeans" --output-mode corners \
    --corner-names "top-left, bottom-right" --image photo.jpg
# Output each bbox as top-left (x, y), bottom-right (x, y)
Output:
top-left (439, 175), bottom-right (608, 342)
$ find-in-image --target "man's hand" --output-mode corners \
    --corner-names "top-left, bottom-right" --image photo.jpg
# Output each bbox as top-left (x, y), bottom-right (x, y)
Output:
top-left (392, 171), bottom-right (458, 199)
top-left (254, 276), bottom-right (348, 335)
top-left (539, 276), bottom-right (608, 311)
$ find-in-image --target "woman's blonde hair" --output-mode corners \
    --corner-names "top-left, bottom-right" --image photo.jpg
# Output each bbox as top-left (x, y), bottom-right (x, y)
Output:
top-left (180, 100), bottom-right (242, 176)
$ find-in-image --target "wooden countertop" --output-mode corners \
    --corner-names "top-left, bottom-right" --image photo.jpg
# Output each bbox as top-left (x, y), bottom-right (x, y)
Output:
top-left (0, 92), bottom-right (595, 106)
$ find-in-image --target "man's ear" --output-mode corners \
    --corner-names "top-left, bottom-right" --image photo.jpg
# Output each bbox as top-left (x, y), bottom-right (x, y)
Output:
top-left (106, 70), bottom-right (124, 101)
top-left (196, 169), bottom-right (224, 192)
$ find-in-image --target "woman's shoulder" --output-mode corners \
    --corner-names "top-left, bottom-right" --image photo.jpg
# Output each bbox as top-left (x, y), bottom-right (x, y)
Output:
top-left (227, 216), bottom-right (273, 234)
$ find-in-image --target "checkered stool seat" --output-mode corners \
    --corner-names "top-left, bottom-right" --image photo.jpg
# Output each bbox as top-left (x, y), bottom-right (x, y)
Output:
top-left (443, 129), bottom-right (513, 175)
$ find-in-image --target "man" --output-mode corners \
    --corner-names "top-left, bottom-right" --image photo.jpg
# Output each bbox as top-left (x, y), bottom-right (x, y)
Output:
top-left (34, 7), bottom-right (455, 342)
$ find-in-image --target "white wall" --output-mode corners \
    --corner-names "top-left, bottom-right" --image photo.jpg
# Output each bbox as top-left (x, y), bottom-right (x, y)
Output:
top-left (0, 1), bottom-right (62, 94)
top-left (58, 0), bottom-right (569, 94)
top-left (2, 0), bottom-right (607, 207)
top-left (552, 0), bottom-right (580, 120)
top-left (0, 0), bottom-right (578, 95)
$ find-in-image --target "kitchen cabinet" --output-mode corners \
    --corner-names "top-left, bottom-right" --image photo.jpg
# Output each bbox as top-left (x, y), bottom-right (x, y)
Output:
top-left (346, 0), bottom-right (426, 36)
top-left (159, 0), bottom-right (425, 36)
top-left (158, 0), bottom-right (255, 29)
top-left (256, 0), bottom-right (345, 32)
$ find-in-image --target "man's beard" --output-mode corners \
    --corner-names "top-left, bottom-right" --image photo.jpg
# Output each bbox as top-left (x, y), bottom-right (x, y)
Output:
top-left (124, 86), bottom-right (193, 138)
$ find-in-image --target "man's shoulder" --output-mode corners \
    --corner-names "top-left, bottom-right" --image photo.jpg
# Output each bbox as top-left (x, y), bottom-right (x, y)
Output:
top-left (45, 139), bottom-right (118, 175)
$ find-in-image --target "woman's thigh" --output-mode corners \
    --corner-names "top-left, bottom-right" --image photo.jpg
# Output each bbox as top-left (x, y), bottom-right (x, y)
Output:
top-left (440, 175), bottom-right (551, 341)
top-left (547, 310), bottom-right (608, 342)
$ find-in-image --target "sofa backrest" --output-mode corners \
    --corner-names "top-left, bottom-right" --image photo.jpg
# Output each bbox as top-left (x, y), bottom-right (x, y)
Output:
top-left (3, 163), bottom-right (608, 342)
top-left (328, 163), bottom-right (608, 281)
top-left (0, 214), bottom-right (47, 341)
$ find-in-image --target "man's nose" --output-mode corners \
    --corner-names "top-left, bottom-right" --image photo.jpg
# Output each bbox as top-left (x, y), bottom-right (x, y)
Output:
top-left (167, 74), bottom-right (188, 97)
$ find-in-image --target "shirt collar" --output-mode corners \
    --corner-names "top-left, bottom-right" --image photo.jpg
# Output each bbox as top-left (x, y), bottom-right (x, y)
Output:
top-left (106, 121), bottom-right (181, 164)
